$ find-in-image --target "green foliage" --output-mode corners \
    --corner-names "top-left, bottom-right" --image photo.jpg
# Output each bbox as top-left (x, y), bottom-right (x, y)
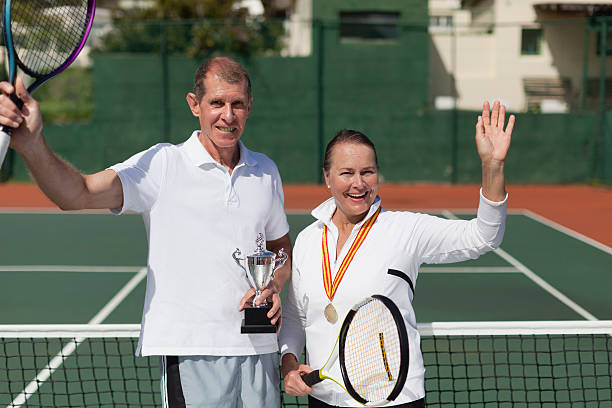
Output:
top-left (93, 0), bottom-right (286, 57)
top-left (36, 67), bottom-right (93, 123)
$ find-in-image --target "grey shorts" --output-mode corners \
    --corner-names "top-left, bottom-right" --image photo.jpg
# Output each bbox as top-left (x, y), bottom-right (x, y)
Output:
top-left (160, 353), bottom-right (280, 408)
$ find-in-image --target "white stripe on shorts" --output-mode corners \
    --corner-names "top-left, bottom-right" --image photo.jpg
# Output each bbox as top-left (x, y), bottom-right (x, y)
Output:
top-left (160, 355), bottom-right (169, 408)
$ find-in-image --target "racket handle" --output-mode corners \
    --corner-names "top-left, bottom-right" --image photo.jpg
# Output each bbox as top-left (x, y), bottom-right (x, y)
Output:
top-left (0, 94), bottom-right (24, 169)
top-left (0, 130), bottom-right (10, 169)
top-left (301, 370), bottom-right (323, 387)
top-left (10, 93), bottom-right (24, 110)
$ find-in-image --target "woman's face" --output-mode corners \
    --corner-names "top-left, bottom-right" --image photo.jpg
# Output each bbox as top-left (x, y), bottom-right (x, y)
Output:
top-left (324, 142), bottom-right (379, 223)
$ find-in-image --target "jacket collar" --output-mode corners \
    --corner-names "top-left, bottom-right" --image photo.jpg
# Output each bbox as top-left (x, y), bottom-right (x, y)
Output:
top-left (311, 195), bottom-right (382, 229)
top-left (183, 131), bottom-right (257, 168)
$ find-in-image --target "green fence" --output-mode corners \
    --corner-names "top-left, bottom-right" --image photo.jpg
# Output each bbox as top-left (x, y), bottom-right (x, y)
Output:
top-left (1, 15), bottom-right (611, 184)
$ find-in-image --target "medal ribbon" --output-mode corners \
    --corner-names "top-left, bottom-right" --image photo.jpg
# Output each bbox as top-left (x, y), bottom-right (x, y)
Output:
top-left (322, 207), bottom-right (381, 301)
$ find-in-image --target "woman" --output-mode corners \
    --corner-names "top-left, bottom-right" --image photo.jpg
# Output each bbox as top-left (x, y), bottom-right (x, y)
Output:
top-left (279, 101), bottom-right (514, 407)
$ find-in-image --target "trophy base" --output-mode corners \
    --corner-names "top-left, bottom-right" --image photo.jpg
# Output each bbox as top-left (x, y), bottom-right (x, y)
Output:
top-left (241, 306), bottom-right (276, 334)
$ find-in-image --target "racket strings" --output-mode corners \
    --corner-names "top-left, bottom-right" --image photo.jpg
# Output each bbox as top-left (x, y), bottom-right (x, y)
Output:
top-left (11, 0), bottom-right (90, 75)
top-left (344, 299), bottom-right (402, 402)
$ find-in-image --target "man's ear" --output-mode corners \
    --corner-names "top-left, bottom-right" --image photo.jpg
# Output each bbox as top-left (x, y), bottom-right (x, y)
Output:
top-left (247, 95), bottom-right (253, 114)
top-left (186, 92), bottom-right (200, 117)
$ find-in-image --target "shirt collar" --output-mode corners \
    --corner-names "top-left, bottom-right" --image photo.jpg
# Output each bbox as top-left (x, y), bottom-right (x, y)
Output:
top-left (311, 195), bottom-right (382, 229)
top-left (183, 131), bottom-right (257, 168)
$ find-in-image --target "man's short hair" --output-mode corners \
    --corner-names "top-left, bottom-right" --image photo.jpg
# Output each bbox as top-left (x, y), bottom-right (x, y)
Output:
top-left (193, 57), bottom-right (252, 102)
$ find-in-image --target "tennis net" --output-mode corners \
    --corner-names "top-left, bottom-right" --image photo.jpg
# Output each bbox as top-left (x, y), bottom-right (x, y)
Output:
top-left (0, 321), bottom-right (610, 407)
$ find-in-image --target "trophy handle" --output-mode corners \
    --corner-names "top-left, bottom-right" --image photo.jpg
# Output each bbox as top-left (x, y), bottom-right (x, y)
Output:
top-left (271, 248), bottom-right (288, 279)
top-left (233, 248), bottom-right (249, 278)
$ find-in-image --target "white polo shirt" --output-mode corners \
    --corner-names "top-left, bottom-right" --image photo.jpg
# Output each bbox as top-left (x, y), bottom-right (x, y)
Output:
top-left (279, 191), bottom-right (507, 406)
top-left (110, 131), bottom-right (290, 356)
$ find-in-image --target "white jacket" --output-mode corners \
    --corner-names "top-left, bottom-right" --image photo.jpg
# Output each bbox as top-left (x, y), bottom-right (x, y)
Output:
top-left (279, 191), bottom-right (507, 406)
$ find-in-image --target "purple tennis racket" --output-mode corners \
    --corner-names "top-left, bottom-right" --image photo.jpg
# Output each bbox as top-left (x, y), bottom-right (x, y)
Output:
top-left (0, 0), bottom-right (96, 167)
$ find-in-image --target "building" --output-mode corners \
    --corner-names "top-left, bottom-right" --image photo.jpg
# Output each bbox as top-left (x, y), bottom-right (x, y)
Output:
top-left (282, 0), bottom-right (612, 112)
top-left (430, 0), bottom-right (612, 112)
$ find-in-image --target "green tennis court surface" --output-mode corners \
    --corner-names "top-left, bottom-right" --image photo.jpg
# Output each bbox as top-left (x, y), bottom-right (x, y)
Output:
top-left (1, 210), bottom-right (611, 407)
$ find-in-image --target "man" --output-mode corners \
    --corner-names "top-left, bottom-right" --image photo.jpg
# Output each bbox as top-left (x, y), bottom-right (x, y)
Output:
top-left (0, 57), bottom-right (292, 407)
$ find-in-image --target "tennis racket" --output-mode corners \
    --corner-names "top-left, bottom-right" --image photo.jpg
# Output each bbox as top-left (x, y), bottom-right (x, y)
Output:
top-left (302, 295), bottom-right (409, 406)
top-left (0, 0), bottom-right (96, 167)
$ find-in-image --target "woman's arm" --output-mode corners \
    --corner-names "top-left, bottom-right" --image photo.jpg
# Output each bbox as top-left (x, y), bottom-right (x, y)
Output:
top-left (281, 353), bottom-right (314, 397)
top-left (476, 100), bottom-right (514, 202)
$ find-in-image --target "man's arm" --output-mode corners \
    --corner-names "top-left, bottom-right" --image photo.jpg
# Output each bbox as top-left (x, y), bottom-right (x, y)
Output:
top-left (21, 139), bottom-right (123, 211)
top-left (0, 78), bottom-right (123, 210)
top-left (262, 233), bottom-right (292, 326)
top-left (265, 233), bottom-right (293, 294)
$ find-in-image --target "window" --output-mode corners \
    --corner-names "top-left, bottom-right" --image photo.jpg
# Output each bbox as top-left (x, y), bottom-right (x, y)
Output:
top-left (430, 15), bottom-right (453, 28)
top-left (521, 28), bottom-right (542, 55)
top-left (339, 11), bottom-right (400, 41)
top-left (595, 29), bottom-right (612, 56)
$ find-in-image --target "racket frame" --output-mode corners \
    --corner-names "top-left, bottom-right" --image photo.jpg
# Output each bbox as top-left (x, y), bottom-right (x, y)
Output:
top-left (6, 0), bottom-right (97, 93)
top-left (2, 0), bottom-right (17, 84)
top-left (0, 0), bottom-right (96, 168)
top-left (338, 294), bottom-right (410, 405)
top-left (301, 333), bottom-right (342, 387)
top-left (0, 0), bottom-right (20, 167)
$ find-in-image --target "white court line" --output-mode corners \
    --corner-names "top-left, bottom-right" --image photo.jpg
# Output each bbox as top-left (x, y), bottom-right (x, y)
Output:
top-left (442, 210), bottom-right (599, 321)
top-left (0, 265), bottom-right (143, 272)
top-left (0, 209), bottom-right (110, 214)
top-left (490, 247), bottom-right (598, 320)
top-left (420, 266), bottom-right (520, 273)
top-left (8, 267), bottom-right (148, 408)
top-left (520, 209), bottom-right (612, 256)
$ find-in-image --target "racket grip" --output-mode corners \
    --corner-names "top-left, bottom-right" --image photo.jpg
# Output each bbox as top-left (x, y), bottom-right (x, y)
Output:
top-left (0, 94), bottom-right (24, 168)
top-left (301, 370), bottom-right (323, 387)
top-left (10, 93), bottom-right (24, 110)
top-left (0, 130), bottom-right (10, 169)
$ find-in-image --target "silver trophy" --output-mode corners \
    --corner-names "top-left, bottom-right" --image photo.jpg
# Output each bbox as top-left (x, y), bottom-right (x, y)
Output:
top-left (233, 233), bottom-right (288, 333)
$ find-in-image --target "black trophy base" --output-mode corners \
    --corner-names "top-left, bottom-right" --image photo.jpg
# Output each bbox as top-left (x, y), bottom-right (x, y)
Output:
top-left (241, 305), bottom-right (276, 334)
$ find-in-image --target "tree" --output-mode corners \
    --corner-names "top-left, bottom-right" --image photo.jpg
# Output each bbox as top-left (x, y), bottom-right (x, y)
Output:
top-left (94, 0), bottom-right (286, 57)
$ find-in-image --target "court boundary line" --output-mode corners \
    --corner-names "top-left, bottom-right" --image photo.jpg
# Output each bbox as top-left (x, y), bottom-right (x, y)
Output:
top-left (0, 265), bottom-right (520, 273)
top-left (3, 206), bottom-right (611, 255)
top-left (9, 267), bottom-right (148, 408)
top-left (442, 210), bottom-right (599, 321)
top-left (420, 266), bottom-right (519, 273)
top-left (0, 209), bottom-right (112, 214)
top-left (520, 209), bottom-right (612, 256)
top-left (0, 265), bottom-right (144, 272)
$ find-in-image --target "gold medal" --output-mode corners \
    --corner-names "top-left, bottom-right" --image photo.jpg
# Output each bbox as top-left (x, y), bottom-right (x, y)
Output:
top-left (324, 303), bottom-right (338, 323)
top-left (321, 207), bottom-right (380, 326)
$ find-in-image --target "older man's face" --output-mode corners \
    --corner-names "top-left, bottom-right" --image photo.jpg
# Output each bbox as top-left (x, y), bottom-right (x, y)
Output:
top-left (188, 71), bottom-right (252, 154)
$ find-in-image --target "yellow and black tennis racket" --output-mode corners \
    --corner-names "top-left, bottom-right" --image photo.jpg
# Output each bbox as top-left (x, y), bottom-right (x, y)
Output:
top-left (302, 295), bottom-right (409, 405)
